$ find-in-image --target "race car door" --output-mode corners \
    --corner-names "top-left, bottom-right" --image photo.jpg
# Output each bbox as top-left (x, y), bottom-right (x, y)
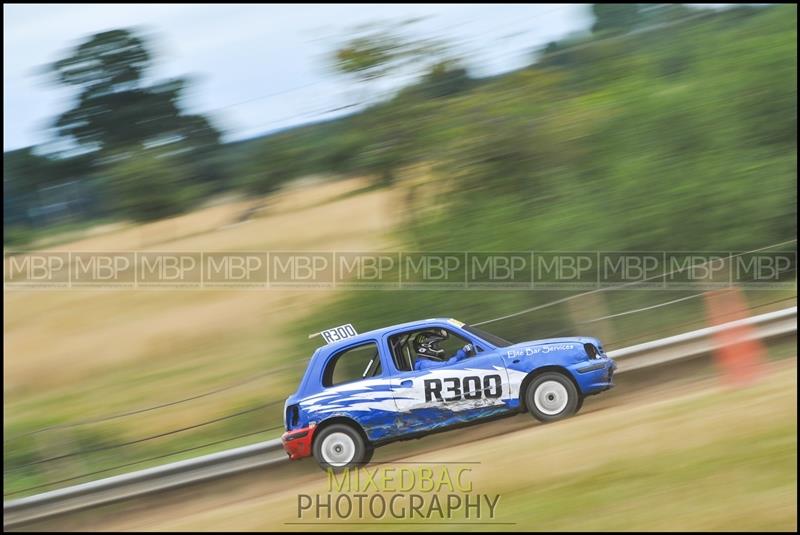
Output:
top-left (387, 327), bottom-right (512, 433)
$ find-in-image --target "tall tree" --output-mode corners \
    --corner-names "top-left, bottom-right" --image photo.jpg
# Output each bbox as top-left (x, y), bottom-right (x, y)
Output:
top-left (41, 28), bottom-right (227, 222)
top-left (48, 29), bottom-right (221, 164)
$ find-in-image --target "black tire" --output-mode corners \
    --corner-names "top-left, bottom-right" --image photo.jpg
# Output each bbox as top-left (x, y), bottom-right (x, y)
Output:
top-left (524, 372), bottom-right (580, 423)
top-left (312, 423), bottom-right (369, 472)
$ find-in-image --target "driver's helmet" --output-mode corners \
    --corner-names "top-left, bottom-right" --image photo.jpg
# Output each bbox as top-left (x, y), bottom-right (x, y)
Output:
top-left (412, 330), bottom-right (448, 360)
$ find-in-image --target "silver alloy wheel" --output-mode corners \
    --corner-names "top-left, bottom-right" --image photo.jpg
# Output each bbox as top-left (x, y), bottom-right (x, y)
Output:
top-left (533, 380), bottom-right (569, 416)
top-left (320, 432), bottom-right (356, 467)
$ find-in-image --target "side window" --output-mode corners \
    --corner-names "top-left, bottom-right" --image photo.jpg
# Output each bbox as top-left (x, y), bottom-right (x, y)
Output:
top-left (389, 327), bottom-right (474, 372)
top-left (437, 329), bottom-right (470, 357)
top-left (322, 342), bottom-right (382, 387)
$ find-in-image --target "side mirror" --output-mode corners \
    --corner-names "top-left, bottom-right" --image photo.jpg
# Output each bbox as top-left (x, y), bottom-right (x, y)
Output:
top-left (463, 343), bottom-right (476, 357)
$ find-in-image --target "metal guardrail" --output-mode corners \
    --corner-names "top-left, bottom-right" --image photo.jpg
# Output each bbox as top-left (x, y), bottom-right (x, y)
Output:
top-left (3, 441), bottom-right (287, 528)
top-left (608, 305), bottom-right (797, 371)
top-left (4, 305), bottom-right (796, 528)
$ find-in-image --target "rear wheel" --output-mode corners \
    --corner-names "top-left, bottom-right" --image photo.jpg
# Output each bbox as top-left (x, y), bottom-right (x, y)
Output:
top-left (313, 423), bottom-right (370, 472)
top-left (525, 372), bottom-right (580, 422)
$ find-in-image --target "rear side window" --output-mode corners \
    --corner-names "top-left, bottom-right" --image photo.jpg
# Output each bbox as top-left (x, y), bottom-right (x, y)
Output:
top-left (322, 342), bottom-right (381, 387)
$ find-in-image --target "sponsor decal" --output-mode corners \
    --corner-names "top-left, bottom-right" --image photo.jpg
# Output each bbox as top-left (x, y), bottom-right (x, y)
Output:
top-left (319, 324), bottom-right (358, 344)
top-left (506, 344), bottom-right (575, 358)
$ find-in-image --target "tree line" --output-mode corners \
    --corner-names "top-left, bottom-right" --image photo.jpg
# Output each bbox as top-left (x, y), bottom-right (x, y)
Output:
top-left (4, 4), bottom-right (795, 254)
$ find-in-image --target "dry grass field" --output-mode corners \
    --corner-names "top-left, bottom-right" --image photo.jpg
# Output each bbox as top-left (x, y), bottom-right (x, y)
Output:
top-left (76, 359), bottom-right (797, 532)
top-left (4, 177), bottom-right (402, 493)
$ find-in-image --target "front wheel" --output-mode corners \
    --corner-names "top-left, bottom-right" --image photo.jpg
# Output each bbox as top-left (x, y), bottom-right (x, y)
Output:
top-left (525, 372), bottom-right (580, 422)
top-left (363, 444), bottom-right (375, 464)
top-left (313, 424), bottom-right (370, 472)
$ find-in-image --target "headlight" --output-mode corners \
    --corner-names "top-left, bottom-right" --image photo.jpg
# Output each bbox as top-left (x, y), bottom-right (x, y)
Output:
top-left (583, 343), bottom-right (601, 359)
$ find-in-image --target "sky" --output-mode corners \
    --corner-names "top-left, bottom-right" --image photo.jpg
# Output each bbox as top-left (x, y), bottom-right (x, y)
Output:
top-left (3, 4), bottom-right (593, 152)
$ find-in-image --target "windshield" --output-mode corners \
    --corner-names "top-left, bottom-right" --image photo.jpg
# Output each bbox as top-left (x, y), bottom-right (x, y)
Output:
top-left (463, 324), bottom-right (512, 347)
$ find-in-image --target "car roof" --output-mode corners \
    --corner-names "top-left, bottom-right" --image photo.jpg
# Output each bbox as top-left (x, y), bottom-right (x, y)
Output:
top-left (313, 317), bottom-right (459, 354)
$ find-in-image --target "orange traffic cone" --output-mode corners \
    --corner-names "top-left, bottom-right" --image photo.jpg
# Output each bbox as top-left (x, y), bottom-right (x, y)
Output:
top-left (703, 287), bottom-right (765, 386)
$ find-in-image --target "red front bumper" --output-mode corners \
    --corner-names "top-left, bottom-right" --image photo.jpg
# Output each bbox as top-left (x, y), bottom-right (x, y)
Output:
top-left (281, 425), bottom-right (315, 460)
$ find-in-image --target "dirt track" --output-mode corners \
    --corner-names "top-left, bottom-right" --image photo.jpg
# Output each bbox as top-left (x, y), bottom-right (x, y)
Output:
top-left (23, 356), bottom-right (796, 532)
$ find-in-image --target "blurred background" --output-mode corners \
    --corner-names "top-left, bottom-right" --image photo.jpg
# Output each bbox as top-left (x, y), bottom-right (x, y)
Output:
top-left (3, 3), bottom-right (797, 531)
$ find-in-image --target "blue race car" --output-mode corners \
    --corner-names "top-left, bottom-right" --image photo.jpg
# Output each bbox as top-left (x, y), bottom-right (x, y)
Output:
top-left (281, 318), bottom-right (616, 470)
